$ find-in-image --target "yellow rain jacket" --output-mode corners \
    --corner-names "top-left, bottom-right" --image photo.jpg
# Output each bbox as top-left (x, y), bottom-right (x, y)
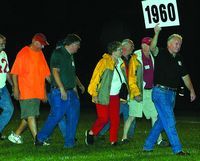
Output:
top-left (88, 53), bottom-right (138, 105)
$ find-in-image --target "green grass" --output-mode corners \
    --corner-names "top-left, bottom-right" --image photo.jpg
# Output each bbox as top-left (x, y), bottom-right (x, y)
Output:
top-left (0, 105), bottom-right (200, 161)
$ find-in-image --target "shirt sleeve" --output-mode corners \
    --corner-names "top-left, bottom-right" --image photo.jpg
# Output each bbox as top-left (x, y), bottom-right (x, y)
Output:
top-left (88, 59), bottom-right (106, 97)
top-left (50, 50), bottom-right (60, 69)
top-left (10, 50), bottom-right (24, 75)
top-left (179, 55), bottom-right (188, 77)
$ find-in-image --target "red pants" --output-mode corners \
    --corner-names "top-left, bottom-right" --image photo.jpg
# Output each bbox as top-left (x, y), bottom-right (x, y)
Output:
top-left (91, 95), bottom-right (120, 142)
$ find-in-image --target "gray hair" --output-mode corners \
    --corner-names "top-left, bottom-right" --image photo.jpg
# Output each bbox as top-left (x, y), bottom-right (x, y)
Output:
top-left (122, 39), bottom-right (133, 46)
top-left (167, 34), bottom-right (182, 42)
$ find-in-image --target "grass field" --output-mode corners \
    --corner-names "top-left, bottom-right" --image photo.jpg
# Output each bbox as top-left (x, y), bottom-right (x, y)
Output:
top-left (0, 100), bottom-right (200, 161)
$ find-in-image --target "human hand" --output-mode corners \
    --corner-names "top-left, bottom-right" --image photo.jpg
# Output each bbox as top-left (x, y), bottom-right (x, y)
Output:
top-left (134, 95), bottom-right (142, 102)
top-left (60, 87), bottom-right (67, 100)
top-left (120, 98), bottom-right (128, 104)
top-left (92, 96), bottom-right (98, 104)
top-left (190, 90), bottom-right (196, 102)
top-left (154, 24), bottom-right (161, 34)
top-left (79, 84), bottom-right (85, 94)
top-left (73, 87), bottom-right (80, 99)
top-left (13, 86), bottom-right (20, 100)
top-left (42, 94), bottom-right (48, 103)
top-left (42, 98), bottom-right (48, 103)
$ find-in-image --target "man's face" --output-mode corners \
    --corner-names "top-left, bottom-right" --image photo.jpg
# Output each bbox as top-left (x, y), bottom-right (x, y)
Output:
top-left (141, 43), bottom-right (150, 54)
top-left (122, 43), bottom-right (134, 56)
top-left (70, 42), bottom-right (80, 54)
top-left (32, 40), bottom-right (45, 51)
top-left (168, 38), bottom-right (182, 54)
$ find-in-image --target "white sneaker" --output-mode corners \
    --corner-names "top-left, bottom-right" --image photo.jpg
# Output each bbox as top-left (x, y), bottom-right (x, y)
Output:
top-left (8, 132), bottom-right (23, 144)
top-left (43, 141), bottom-right (50, 146)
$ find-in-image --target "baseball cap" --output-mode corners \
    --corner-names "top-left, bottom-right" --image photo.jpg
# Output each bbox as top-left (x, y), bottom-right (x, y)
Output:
top-left (141, 37), bottom-right (152, 45)
top-left (32, 33), bottom-right (49, 46)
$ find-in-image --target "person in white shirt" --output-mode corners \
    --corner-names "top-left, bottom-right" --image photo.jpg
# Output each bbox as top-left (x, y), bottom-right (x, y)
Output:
top-left (0, 34), bottom-right (14, 140)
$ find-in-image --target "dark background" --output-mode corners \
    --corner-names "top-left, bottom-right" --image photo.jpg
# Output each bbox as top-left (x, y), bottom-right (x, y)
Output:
top-left (2, 0), bottom-right (199, 111)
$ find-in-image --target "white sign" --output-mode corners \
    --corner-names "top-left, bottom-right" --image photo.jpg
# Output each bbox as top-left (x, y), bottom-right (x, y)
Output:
top-left (141, 0), bottom-right (180, 28)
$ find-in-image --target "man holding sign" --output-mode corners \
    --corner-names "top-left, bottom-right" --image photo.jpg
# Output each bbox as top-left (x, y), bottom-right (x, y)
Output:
top-left (143, 24), bottom-right (196, 155)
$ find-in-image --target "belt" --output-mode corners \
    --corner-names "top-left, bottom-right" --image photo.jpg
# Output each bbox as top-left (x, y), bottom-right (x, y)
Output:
top-left (51, 86), bottom-right (73, 90)
top-left (144, 88), bottom-right (152, 90)
top-left (155, 84), bottom-right (177, 92)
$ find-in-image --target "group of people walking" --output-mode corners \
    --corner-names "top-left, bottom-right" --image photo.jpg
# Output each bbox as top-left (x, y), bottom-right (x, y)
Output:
top-left (0, 24), bottom-right (196, 156)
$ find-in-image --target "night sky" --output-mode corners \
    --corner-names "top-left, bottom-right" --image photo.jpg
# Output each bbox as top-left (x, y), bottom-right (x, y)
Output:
top-left (2, 0), bottom-right (199, 108)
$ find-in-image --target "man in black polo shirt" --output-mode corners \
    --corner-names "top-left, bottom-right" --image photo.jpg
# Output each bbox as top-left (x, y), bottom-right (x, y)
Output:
top-left (143, 24), bottom-right (196, 155)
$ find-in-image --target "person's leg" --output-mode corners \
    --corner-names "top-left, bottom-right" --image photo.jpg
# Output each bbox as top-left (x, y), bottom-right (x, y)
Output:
top-left (8, 118), bottom-right (27, 144)
top-left (122, 99), bottom-right (140, 141)
top-left (27, 116), bottom-right (37, 139)
top-left (8, 98), bottom-right (36, 144)
top-left (99, 101), bottom-right (127, 137)
top-left (10, 99), bottom-right (31, 137)
top-left (151, 116), bottom-right (169, 147)
top-left (22, 99), bottom-right (40, 140)
top-left (143, 117), bottom-right (163, 151)
top-left (0, 86), bottom-right (14, 133)
top-left (144, 87), bottom-right (182, 154)
top-left (109, 95), bottom-right (120, 143)
top-left (48, 91), bottom-right (67, 138)
top-left (121, 102), bottom-right (136, 138)
top-left (58, 116), bottom-right (67, 138)
top-left (64, 90), bottom-right (80, 148)
top-left (151, 116), bottom-right (162, 144)
top-left (122, 116), bottom-right (135, 140)
top-left (37, 89), bottom-right (66, 142)
top-left (90, 104), bottom-right (109, 135)
top-left (143, 89), bottom-right (163, 145)
top-left (15, 119), bottom-right (28, 135)
top-left (155, 90), bottom-right (181, 153)
top-left (98, 123), bottom-right (110, 136)
top-left (85, 103), bottom-right (109, 145)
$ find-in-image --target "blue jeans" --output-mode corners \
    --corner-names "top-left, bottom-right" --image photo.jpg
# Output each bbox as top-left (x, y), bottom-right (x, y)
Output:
top-left (0, 86), bottom-right (14, 133)
top-left (99, 102), bottom-right (136, 137)
top-left (47, 93), bottom-right (67, 138)
top-left (143, 87), bottom-right (182, 154)
top-left (37, 89), bottom-right (80, 148)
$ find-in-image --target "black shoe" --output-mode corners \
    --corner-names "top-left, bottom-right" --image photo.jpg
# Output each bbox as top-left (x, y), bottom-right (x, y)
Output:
top-left (34, 135), bottom-right (50, 146)
top-left (85, 130), bottom-right (94, 145)
top-left (157, 140), bottom-right (170, 147)
top-left (111, 142), bottom-right (118, 146)
top-left (121, 138), bottom-right (130, 144)
top-left (0, 133), bottom-right (6, 140)
top-left (176, 151), bottom-right (190, 156)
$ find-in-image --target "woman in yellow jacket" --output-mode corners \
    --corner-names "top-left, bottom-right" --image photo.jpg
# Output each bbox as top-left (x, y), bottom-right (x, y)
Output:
top-left (85, 41), bottom-right (140, 146)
